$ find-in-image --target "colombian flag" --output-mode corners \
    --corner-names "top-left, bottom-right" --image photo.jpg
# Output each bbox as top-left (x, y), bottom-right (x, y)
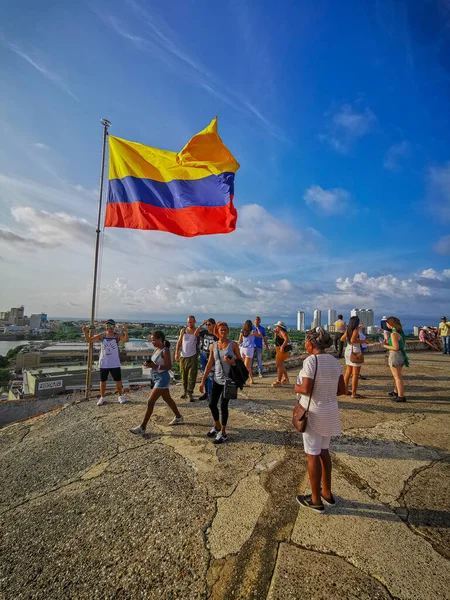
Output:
top-left (105, 117), bottom-right (239, 237)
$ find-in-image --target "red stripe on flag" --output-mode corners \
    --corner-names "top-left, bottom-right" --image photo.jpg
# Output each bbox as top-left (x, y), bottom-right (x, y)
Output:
top-left (104, 199), bottom-right (237, 238)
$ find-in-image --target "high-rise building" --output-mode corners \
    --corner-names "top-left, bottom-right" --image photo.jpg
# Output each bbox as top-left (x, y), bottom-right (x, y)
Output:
top-left (9, 306), bottom-right (25, 326)
top-left (297, 311), bottom-right (305, 332)
top-left (313, 309), bottom-right (321, 328)
top-left (328, 309), bottom-right (336, 326)
top-left (351, 308), bottom-right (360, 320)
top-left (30, 314), bottom-right (46, 329)
top-left (351, 308), bottom-right (374, 326)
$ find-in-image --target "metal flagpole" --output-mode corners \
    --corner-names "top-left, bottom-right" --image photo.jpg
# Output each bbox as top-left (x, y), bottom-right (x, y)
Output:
top-left (85, 118), bottom-right (111, 401)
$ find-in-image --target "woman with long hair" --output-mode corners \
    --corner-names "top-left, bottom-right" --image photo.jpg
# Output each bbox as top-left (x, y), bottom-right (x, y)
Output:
top-left (199, 321), bottom-right (242, 444)
top-left (272, 321), bottom-right (292, 386)
top-left (381, 316), bottom-right (409, 402)
top-left (130, 331), bottom-right (183, 435)
top-left (294, 328), bottom-right (346, 513)
top-left (340, 316), bottom-right (366, 398)
top-left (238, 319), bottom-right (262, 385)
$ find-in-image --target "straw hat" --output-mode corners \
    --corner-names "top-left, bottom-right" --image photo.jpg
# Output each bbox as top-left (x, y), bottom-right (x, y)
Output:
top-left (273, 321), bottom-right (287, 330)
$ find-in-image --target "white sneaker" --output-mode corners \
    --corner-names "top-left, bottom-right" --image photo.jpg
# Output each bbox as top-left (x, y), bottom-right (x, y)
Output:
top-left (169, 415), bottom-right (184, 425)
top-left (118, 396), bottom-right (126, 404)
top-left (97, 397), bottom-right (105, 406)
top-left (130, 425), bottom-right (145, 435)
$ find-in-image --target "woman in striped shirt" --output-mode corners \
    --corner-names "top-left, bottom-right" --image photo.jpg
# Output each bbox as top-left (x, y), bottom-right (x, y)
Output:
top-left (294, 328), bottom-right (346, 513)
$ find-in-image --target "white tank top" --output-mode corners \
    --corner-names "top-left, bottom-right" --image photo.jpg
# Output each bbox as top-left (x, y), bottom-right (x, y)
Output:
top-left (99, 336), bottom-right (120, 369)
top-left (181, 331), bottom-right (198, 358)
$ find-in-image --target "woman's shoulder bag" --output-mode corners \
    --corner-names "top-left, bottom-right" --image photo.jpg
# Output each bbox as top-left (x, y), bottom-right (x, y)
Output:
top-left (292, 355), bottom-right (318, 433)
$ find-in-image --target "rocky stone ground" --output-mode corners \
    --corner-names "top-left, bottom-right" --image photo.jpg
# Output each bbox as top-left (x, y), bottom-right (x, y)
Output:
top-left (0, 351), bottom-right (449, 599)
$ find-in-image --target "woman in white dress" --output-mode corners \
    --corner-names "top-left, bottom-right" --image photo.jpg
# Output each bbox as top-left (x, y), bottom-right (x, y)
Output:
top-left (340, 316), bottom-right (366, 398)
top-left (294, 328), bottom-right (346, 513)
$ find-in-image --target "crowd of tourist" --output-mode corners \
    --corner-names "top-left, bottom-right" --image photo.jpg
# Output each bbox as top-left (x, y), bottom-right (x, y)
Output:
top-left (85, 312), bottom-right (447, 511)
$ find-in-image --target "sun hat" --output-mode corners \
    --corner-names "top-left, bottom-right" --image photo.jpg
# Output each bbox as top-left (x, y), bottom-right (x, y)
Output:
top-left (273, 320), bottom-right (287, 330)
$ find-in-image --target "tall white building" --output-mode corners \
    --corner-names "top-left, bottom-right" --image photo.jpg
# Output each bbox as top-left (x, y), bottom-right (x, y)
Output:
top-left (297, 311), bottom-right (305, 332)
top-left (313, 309), bottom-right (321, 328)
top-left (328, 309), bottom-right (336, 326)
top-left (351, 308), bottom-right (374, 326)
top-left (30, 313), bottom-right (47, 330)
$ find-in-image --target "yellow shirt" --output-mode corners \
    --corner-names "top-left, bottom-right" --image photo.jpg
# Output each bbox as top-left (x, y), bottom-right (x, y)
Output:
top-left (334, 319), bottom-right (346, 333)
top-left (438, 322), bottom-right (450, 336)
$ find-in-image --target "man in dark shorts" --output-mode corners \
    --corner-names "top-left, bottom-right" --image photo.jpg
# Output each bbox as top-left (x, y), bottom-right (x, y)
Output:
top-left (82, 319), bottom-right (129, 405)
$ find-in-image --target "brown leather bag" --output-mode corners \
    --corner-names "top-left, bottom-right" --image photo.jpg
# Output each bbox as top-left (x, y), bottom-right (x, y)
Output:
top-left (350, 342), bottom-right (364, 364)
top-left (292, 355), bottom-right (318, 432)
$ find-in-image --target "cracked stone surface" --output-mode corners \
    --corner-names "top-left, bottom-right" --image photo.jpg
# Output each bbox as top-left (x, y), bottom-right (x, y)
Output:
top-left (268, 543), bottom-right (392, 599)
top-left (0, 351), bottom-right (449, 599)
top-left (291, 474), bottom-right (450, 600)
top-left (1, 443), bottom-right (214, 600)
top-left (208, 474), bottom-right (269, 559)
top-left (402, 459), bottom-right (450, 557)
top-left (332, 417), bottom-right (443, 506)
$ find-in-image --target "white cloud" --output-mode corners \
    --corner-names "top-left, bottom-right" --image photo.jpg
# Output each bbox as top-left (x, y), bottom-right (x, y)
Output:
top-left (384, 141), bottom-right (411, 171)
top-left (335, 272), bottom-right (430, 298)
top-left (427, 161), bottom-right (450, 221)
top-left (0, 206), bottom-right (94, 249)
top-left (434, 235), bottom-right (450, 255)
top-left (0, 34), bottom-right (78, 100)
top-left (232, 203), bottom-right (321, 253)
top-left (33, 142), bottom-right (50, 150)
top-left (303, 185), bottom-right (350, 215)
top-left (320, 103), bottom-right (376, 153)
top-left (0, 173), bottom-right (97, 216)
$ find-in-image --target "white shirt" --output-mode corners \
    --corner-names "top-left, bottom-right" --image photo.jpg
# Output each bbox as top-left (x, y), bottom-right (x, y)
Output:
top-left (99, 336), bottom-right (120, 369)
top-left (298, 354), bottom-right (342, 436)
top-left (181, 331), bottom-right (198, 358)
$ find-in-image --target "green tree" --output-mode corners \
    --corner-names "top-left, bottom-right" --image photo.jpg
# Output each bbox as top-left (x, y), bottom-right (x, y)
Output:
top-left (0, 368), bottom-right (11, 389)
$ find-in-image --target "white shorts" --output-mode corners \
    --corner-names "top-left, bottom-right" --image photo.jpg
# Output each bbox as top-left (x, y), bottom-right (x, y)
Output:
top-left (303, 428), bottom-right (331, 455)
top-left (240, 346), bottom-right (255, 359)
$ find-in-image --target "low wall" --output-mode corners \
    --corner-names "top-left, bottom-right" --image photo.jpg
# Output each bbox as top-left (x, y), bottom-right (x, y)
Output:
top-left (0, 396), bottom-right (71, 428)
top-left (256, 340), bottom-right (430, 375)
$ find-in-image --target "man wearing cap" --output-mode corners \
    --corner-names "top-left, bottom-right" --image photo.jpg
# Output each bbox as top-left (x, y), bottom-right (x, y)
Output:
top-left (82, 320), bottom-right (129, 406)
top-left (437, 316), bottom-right (450, 354)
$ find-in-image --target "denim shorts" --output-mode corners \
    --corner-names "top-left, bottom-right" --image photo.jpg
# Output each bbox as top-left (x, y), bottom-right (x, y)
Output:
top-left (152, 370), bottom-right (170, 389)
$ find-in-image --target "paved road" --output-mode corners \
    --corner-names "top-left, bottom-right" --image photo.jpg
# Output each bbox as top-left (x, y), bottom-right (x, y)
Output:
top-left (0, 351), bottom-right (449, 599)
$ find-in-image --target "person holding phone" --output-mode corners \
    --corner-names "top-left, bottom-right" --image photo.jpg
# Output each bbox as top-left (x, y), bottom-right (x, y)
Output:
top-left (380, 316), bottom-right (409, 402)
top-left (82, 319), bottom-right (128, 406)
top-left (340, 316), bottom-right (365, 398)
top-left (130, 331), bottom-right (183, 434)
top-left (199, 321), bottom-right (241, 444)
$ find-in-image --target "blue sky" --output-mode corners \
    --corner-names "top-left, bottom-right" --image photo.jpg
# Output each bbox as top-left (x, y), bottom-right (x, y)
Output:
top-left (0, 0), bottom-right (449, 325)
